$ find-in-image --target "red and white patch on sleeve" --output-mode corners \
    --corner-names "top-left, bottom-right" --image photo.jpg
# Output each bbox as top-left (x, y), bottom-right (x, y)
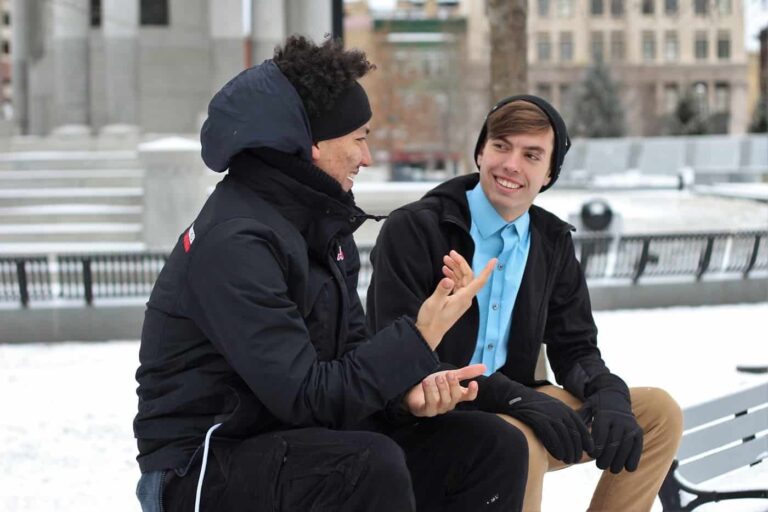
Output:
top-left (336, 245), bottom-right (345, 261)
top-left (183, 224), bottom-right (196, 253)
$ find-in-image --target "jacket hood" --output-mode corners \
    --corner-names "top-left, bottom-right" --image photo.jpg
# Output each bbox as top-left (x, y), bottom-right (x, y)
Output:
top-left (200, 60), bottom-right (313, 173)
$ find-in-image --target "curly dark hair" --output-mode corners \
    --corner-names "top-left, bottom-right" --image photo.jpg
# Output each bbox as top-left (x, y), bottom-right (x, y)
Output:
top-left (273, 35), bottom-right (376, 118)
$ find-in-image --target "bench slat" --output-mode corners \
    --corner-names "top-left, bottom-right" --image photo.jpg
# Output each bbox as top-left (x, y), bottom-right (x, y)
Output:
top-left (677, 434), bottom-right (768, 484)
top-left (684, 383), bottom-right (768, 429)
top-left (678, 406), bottom-right (768, 460)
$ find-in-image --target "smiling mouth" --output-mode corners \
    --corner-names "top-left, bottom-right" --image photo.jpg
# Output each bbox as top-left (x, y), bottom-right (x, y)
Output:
top-left (495, 176), bottom-right (522, 190)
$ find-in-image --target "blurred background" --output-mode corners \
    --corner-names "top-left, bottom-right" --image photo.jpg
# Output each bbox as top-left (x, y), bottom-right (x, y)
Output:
top-left (0, 0), bottom-right (766, 511)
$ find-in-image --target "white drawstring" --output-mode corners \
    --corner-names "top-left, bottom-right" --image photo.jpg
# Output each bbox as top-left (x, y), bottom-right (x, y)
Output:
top-left (194, 422), bottom-right (222, 512)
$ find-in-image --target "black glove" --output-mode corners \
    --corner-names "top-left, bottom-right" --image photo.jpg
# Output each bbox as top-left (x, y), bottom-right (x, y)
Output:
top-left (579, 373), bottom-right (643, 474)
top-left (475, 373), bottom-right (594, 464)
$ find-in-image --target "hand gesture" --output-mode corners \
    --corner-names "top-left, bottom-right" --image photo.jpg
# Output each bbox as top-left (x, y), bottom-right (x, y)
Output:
top-left (404, 364), bottom-right (487, 418)
top-left (416, 253), bottom-right (496, 350)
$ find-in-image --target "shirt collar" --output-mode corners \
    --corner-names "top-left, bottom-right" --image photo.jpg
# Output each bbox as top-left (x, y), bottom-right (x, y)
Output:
top-left (467, 182), bottom-right (530, 241)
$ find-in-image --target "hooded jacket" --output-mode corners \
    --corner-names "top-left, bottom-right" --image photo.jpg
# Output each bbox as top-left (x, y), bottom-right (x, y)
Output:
top-left (133, 61), bottom-right (438, 473)
top-left (367, 174), bottom-right (612, 406)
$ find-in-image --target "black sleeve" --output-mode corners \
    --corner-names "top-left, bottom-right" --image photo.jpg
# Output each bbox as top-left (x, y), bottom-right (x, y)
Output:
top-left (186, 220), bottom-right (439, 429)
top-left (340, 236), bottom-right (367, 350)
top-left (366, 209), bottom-right (438, 334)
top-left (544, 233), bottom-right (611, 401)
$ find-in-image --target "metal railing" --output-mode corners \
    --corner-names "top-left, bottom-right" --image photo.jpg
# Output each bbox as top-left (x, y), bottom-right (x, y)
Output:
top-left (1, 230), bottom-right (765, 307)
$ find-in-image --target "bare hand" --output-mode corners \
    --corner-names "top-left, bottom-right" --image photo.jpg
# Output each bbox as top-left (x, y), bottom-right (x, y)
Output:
top-left (416, 254), bottom-right (496, 350)
top-left (404, 364), bottom-right (487, 417)
top-left (442, 250), bottom-right (474, 290)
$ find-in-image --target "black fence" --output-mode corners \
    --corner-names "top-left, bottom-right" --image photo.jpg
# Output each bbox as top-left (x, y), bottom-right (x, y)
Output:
top-left (1, 230), bottom-right (765, 307)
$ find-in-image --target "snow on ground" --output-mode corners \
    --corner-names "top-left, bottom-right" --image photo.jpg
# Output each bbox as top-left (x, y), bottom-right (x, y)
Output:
top-left (1, 303), bottom-right (767, 512)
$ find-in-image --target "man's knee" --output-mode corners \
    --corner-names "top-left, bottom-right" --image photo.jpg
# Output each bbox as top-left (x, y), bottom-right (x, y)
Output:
top-left (632, 387), bottom-right (684, 442)
top-left (471, 414), bottom-right (530, 476)
top-left (360, 432), bottom-right (412, 491)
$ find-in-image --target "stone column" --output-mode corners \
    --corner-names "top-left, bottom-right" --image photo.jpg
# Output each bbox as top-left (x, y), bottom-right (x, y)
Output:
top-left (10, 0), bottom-right (31, 133)
top-left (210, 0), bottom-right (245, 92)
top-left (251, 0), bottom-right (286, 64)
top-left (101, 0), bottom-right (139, 131)
top-left (287, 0), bottom-right (332, 43)
top-left (50, 0), bottom-right (91, 133)
top-left (139, 137), bottom-right (218, 252)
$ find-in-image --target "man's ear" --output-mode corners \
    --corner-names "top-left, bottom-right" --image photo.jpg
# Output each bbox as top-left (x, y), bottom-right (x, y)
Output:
top-left (311, 143), bottom-right (321, 163)
top-left (476, 148), bottom-right (484, 168)
top-left (543, 170), bottom-right (552, 187)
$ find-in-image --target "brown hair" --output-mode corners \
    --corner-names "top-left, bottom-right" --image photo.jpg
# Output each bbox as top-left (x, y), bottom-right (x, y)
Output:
top-left (486, 100), bottom-right (552, 142)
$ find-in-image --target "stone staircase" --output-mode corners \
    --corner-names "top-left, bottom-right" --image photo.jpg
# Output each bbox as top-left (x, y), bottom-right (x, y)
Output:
top-left (0, 150), bottom-right (145, 254)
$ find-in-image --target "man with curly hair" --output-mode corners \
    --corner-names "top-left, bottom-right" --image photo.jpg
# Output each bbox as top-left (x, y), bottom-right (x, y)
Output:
top-left (133, 36), bottom-right (529, 511)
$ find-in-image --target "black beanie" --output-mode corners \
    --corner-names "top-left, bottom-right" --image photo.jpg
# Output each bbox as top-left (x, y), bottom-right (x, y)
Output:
top-left (474, 94), bottom-right (571, 192)
top-left (309, 82), bottom-right (372, 142)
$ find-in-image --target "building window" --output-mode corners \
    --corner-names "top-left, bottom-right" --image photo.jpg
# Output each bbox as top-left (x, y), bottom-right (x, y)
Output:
top-left (90, 0), bottom-right (101, 27)
top-left (610, 31), bottom-right (625, 61)
top-left (642, 31), bottom-right (656, 61)
top-left (2, 41), bottom-right (8, 55)
top-left (694, 31), bottom-right (708, 60)
top-left (560, 32), bottom-right (574, 62)
top-left (693, 0), bottom-right (708, 15)
top-left (140, 0), bottom-right (170, 26)
top-left (642, 0), bottom-right (655, 14)
top-left (591, 0), bottom-right (604, 15)
top-left (665, 0), bottom-right (678, 13)
top-left (717, 31), bottom-right (731, 59)
top-left (3, 12), bottom-right (10, 26)
top-left (664, 31), bottom-right (679, 61)
top-left (537, 33), bottom-right (552, 62)
top-left (664, 83), bottom-right (679, 113)
top-left (538, 0), bottom-right (550, 16)
top-left (714, 82), bottom-right (730, 112)
top-left (693, 82), bottom-right (708, 114)
top-left (715, 0), bottom-right (732, 14)
top-left (610, 0), bottom-right (625, 16)
top-left (537, 83), bottom-right (553, 101)
top-left (591, 31), bottom-right (605, 63)
top-left (557, 0), bottom-right (574, 17)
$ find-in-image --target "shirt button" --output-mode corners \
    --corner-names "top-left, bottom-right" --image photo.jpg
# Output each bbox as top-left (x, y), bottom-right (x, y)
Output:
top-left (497, 263), bottom-right (504, 270)
top-left (491, 304), bottom-right (498, 310)
top-left (488, 344), bottom-right (495, 350)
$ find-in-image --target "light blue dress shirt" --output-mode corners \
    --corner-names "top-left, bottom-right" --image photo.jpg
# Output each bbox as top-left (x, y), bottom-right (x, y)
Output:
top-left (466, 183), bottom-right (531, 375)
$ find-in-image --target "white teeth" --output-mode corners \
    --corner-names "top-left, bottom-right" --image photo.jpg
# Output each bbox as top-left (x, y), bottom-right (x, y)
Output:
top-left (347, 175), bottom-right (356, 182)
top-left (496, 177), bottom-right (521, 189)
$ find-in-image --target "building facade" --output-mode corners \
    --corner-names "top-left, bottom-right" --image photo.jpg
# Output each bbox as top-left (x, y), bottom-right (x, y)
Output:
top-left (10, 0), bottom-right (333, 136)
top-left (463, 0), bottom-right (750, 135)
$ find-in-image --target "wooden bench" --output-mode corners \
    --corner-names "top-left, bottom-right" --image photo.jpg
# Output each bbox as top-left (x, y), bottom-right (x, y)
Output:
top-left (658, 381), bottom-right (768, 511)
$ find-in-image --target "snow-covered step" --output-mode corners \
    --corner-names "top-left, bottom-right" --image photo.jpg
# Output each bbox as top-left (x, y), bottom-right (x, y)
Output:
top-left (0, 169), bottom-right (144, 188)
top-left (0, 187), bottom-right (143, 207)
top-left (0, 204), bottom-right (142, 224)
top-left (0, 223), bottom-right (143, 243)
top-left (0, 150), bottom-right (140, 171)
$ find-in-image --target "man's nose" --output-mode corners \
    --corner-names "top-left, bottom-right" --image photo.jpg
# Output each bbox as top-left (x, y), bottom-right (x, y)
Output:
top-left (502, 150), bottom-right (523, 172)
top-left (360, 143), bottom-right (373, 167)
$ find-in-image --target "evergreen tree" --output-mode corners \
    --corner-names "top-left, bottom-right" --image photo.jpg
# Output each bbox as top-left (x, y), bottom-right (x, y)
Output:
top-left (665, 90), bottom-right (709, 135)
top-left (570, 63), bottom-right (625, 138)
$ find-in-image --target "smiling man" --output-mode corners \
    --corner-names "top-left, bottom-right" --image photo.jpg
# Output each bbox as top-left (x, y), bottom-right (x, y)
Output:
top-left (132, 36), bottom-right (527, 512)
top-left (368, 95), bottom-right (684, 511)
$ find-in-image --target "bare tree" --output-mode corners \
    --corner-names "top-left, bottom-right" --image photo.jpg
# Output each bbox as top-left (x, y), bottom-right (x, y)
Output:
top-left (488, 0), bottom-right (527, 102)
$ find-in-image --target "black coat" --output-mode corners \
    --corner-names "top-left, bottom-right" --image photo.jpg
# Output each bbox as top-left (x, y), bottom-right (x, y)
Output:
top-left (134, 64), bottom-right (438, 474)
top-left (367, 174), bottom-right (612, 403)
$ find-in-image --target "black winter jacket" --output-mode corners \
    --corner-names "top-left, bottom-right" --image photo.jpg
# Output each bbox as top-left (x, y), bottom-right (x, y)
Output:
top-left (134, 64), bottom-right (438, 474)
top-left (367, 174), bottom-right (612, 404)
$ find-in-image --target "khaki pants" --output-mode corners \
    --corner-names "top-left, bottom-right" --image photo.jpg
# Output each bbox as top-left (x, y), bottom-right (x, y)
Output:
top-left (499, 386), bottom-right (683, 512)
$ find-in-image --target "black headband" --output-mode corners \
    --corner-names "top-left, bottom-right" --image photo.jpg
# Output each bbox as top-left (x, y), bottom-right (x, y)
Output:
top-left (474, 95), bottom-right (571, 192)
top-left (309, 82), bottom-right (372, 142)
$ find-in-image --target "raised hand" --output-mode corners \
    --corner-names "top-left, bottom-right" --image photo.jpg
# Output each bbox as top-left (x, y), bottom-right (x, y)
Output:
top-left (416, 255), bottom-right (496, 350)
top-left (404, 364), bottom-right (487, 418)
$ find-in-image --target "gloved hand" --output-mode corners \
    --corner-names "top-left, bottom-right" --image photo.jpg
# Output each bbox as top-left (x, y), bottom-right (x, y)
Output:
top-left (475, 373), bottom-right (594, 464)
top-left (579, 374), bottom-right (643, 474)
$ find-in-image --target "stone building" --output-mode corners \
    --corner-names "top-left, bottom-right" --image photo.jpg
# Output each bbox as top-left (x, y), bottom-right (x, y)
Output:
top-left (463, 0), bottom-right (750, 135)
top-left (10, 0), bottom-right (334, 136)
